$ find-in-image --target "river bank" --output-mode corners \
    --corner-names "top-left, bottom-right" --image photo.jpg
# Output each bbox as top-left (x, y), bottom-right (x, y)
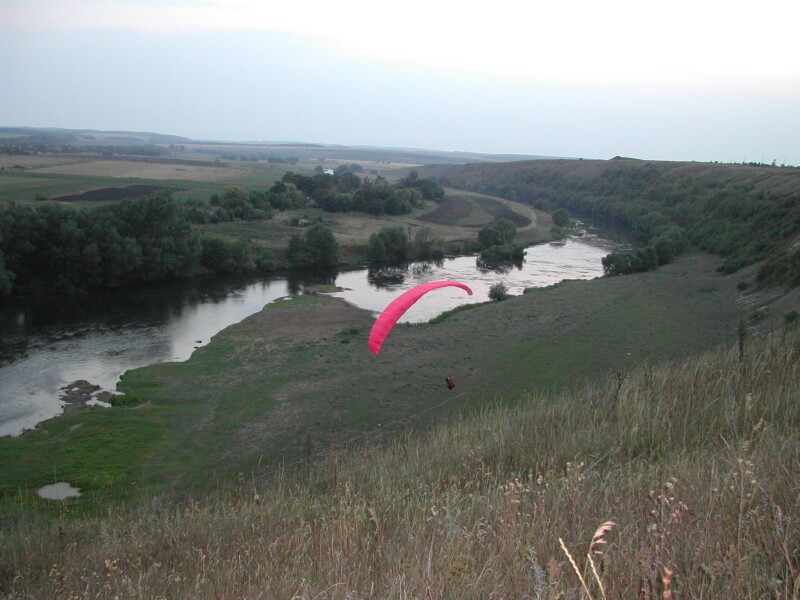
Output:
top-left (0, 234), bottom-right (610, 438)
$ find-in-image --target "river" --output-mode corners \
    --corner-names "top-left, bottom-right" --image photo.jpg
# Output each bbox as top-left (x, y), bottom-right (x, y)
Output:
top-left (0, 234), bottom-right (619, 436)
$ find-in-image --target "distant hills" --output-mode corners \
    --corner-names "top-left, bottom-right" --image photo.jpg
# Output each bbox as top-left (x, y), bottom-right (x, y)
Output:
top-left (0, 126), bottom-right (559, 166)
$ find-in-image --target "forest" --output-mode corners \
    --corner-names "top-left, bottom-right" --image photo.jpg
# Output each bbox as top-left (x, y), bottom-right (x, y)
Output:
top-left (431, 163), bottom-right (800, 287)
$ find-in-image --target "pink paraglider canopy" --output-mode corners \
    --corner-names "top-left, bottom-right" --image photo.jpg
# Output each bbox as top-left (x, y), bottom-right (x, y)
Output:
top-left (368, 280), bottom-right (473, 355)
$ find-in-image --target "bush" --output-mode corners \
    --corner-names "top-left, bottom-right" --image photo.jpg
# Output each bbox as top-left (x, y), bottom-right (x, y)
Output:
top-left (489, 282), bottom-right (510, 301)
top-left (368, 227), bottom-right (409, 264)
top-left (286, 224), bottom-right (339, 269)
top-left (552, 208), bottom-right (570, 227)
top-left (479, 244), bottom-right (525, 263)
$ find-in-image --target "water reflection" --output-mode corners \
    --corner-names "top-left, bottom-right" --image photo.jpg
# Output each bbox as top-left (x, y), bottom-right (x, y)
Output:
top-left (476, 257), bottom-right (525, 274)
top-left (331, 235), bottom-right (619, 322)
top-left (284, 269), bottom-right (339, 295)
top-left (0, 276), bottom-right (291, 436)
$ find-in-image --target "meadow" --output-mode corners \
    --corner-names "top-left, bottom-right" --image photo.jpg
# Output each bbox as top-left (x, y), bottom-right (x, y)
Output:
top-left (1, 316), bottom-right (796, 598)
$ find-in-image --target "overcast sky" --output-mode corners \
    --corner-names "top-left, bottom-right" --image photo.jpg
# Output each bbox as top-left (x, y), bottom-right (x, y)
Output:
top-left (2, 0), bottom-right (798, 163)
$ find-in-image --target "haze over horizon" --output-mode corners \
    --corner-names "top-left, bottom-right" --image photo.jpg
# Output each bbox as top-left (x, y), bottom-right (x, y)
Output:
top-left (2, 0), bottom-right (799, 164)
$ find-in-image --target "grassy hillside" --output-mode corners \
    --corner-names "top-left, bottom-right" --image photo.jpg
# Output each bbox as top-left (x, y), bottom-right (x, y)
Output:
top-left (2, 326), bottom-right (797, 598)
top-left (415, 158), bottom-right (800, 288)
top-left (415, 158), bottom-right (800, 197)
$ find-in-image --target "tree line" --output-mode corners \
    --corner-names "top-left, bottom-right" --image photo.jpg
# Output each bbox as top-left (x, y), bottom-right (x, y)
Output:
top-left (0, 192), bottom-right (277, 296)
top-left (282, 169), bottom-right (444, 216)
top-left (434, 165), bottom-right (800, 287)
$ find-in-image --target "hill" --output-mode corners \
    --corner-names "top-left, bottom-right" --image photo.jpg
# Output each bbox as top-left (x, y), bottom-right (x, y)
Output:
top-left (2, 327), bottom-right (797, 598)
top-left (0, 250), bottom-right (759, 510)
top-left (0, 126), bottom-right (555, 167)
top-left (413, 157), bottom-right (800, 196)
top-left (414, 157), bottom-right (800, 288)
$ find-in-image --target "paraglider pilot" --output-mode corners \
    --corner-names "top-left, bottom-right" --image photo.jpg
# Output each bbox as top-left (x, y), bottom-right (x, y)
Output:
top-left (445, 375), bottom-right (455, 390)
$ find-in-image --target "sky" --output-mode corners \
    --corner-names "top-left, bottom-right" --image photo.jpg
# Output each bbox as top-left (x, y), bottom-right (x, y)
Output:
top-left (1, 0), bottom-right (799, 164)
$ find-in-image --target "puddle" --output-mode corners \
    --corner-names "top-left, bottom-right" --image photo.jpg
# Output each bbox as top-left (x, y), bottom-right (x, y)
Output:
top-left (37, 482), bottom-right (81, 500)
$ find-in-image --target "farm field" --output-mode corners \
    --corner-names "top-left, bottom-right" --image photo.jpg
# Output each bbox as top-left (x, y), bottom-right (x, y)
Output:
top-left (0, 151), bottom-right (421, 205)
top-left (32, 158), bottom-right (245, 181)
top-left (0, 154), bottom-right (267, 203)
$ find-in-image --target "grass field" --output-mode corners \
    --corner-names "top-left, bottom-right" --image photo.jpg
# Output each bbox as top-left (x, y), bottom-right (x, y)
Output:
top-left (0, 250), bottom-right (752, 514)
top-left (0, 150), bottom-right (415, 205)
top-left (3, 329), bottom-right (797, 597)
top-left (0, 155), bottom-right (289, 204)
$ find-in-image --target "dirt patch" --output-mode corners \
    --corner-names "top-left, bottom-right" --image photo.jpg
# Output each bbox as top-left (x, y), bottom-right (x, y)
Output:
top-left (419, 195), bottom-right (474, 225)
top-left (472, 195), bottom-right (531, 227)
top-left (419, 191), bottom-right (532, 228)
top-left (52, 184), bottom-right (179, 202)
top-left (60, 380), bottom-right (113, 414)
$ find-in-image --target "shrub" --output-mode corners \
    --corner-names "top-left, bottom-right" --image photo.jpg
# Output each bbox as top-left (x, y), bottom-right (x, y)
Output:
top-left (367, 227), bottom-right (409, 264)
top-left (489, 282), bottom-right (510, 301)
top-left (552, 208), bottom-right (571, 227)
top-left (286, 224), bottom-right (339, 269)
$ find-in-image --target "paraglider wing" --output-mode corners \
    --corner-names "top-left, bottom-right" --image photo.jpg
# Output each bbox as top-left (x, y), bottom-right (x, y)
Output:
top-left (368, 280), bottom-right (473, 355)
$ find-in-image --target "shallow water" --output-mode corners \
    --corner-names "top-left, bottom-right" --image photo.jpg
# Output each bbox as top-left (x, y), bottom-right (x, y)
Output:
top-left (332, 235), bottom-right (618, 322)
top-left (0, 234), bottom-right (618, 436)
top-left (37, 482), bottom-right (81, 500)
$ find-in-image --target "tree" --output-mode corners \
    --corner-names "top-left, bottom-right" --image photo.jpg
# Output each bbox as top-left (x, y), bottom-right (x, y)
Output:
top-left (489, 282), bottom-right (510, 301)
top-left (552, 208), bottom-right (570, 227)
top-left (200, 236), bottom-right (252, 273)
top-left (410, 227), bottom-right (444, 261)
top-left (367, 227), bottom-right (409, 264)
top-left (0, 247), bottom-right (13, 295)
top-left (399, 171), bottom-right (444, 201)
top-left (337, 172), bottom-right (361, 194)
top-left (287, 224), bottom-right (339, 269)
top-left (479, 219), bottom-right (517, 249)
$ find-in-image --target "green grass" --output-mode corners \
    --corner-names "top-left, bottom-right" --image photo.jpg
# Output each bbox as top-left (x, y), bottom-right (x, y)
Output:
top-left (0, 169), bottom-right (282, 205)
top-left (0, 404), bottom-right (170, 513)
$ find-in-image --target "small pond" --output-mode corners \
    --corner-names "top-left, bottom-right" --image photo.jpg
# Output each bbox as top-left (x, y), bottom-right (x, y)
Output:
top-left (37, 482), bottom-right (81, 500)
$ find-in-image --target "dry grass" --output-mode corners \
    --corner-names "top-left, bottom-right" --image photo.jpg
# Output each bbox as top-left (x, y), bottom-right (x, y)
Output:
top-left (1, 331), bottom-right (798, 598)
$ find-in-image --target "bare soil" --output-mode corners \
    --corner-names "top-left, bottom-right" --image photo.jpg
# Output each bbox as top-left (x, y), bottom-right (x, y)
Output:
top-left (52, 184), bottom-right (178, 202)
